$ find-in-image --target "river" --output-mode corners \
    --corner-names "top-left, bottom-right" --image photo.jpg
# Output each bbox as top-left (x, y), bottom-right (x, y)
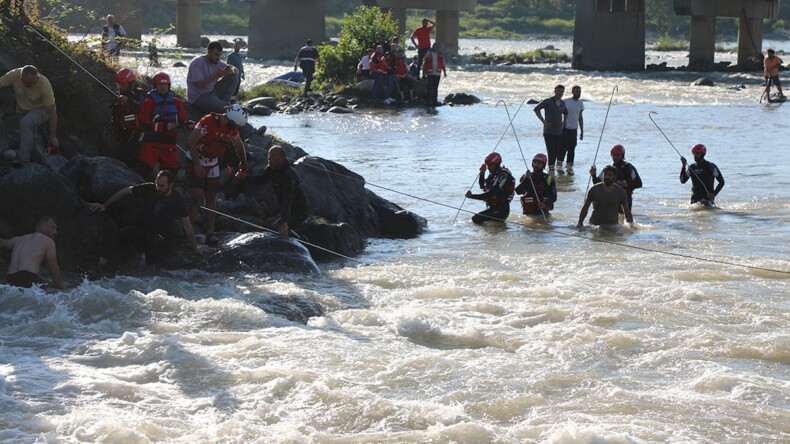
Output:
top-left (1, 37), bottom-right (788, 443)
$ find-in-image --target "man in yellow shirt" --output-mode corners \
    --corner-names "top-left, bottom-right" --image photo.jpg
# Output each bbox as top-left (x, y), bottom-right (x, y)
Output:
top-left (0, 65), bottom-right (59, 162)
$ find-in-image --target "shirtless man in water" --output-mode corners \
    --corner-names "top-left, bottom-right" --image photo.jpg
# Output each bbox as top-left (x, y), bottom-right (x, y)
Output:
top-left (0, 216), bottom-right (65, 288)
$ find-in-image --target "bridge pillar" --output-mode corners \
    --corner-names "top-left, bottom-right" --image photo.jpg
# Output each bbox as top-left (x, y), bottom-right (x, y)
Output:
top-left (249, 0), bottom-right (326, 59)
top-left (689, 16), bottom-right (716, 70)
top-left (436, 10), bottom-right (460, 58)
top-left (115, 0), bottom-right (142, 41)
top-left (384, 8), bottom-right (407, 36)
top-left (738, 16), bottom-right (763, 66)
top-left (573, 0), bottom-right (645, 70)
top-left (176, 0), bottom-right (202, 48)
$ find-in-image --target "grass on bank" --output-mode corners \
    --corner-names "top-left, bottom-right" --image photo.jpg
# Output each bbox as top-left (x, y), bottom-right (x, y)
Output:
top-left (236, 83), bottom-right (303, 103)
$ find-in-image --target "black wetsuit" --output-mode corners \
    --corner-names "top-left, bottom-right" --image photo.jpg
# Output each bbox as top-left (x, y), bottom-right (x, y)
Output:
top-left (593, 161), bottom-right (642, 211)
top-left (103, 183), bottom-right (188, 266)
top-left (468, 167), bottom-right (514, 224)
top-left (515, 171), bottom-right (557, 216)
top-left (680, 159), bottom-right (725, 204)
top-left (246, 162), bottom-right (310, 228)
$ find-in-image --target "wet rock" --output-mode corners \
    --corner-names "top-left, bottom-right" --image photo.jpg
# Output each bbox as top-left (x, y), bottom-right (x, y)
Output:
top-left (205, 232), bottom-right (320, 274)
top-left (327, 106), bottom-right (353, 114)
top-left (173, 61), bottom-right (186, 68)
top-left (693, 77), bottom-right (714, 87)
top-left (245, 97), bottom-right (278, 109)
top-left (444, 93), bottom-right (481, 106)
top-left (332, 96), bottom-right (348, 107)
top-left (251, 104), bottom-right (273, 116)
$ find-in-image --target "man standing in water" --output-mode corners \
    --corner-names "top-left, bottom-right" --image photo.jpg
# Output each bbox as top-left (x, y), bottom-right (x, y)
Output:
top-left (577, 165), bottom-right (633, 228)
top-left (0, 216), bottom-right (65, 289)
top-left (763, 49), bottom-right (785, 99)
top-left (680, 144), bottom-right (725, 206)
top-left (533, 85), bottom-right (566, 176)
top-left (558, 85), bottom-right (584, 175)
top-left (465, 152), bottom-right (515, 225)
top-left (515, 153), bottom-right (556, 217)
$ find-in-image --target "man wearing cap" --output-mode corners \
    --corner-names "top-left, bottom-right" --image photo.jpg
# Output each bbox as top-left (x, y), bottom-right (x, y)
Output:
top-left (294, 39), bottom-right (320, 95)
top-left (0, 65), bottom-right (58, 163)
top-left (187, 41), bottom-right (240, 114)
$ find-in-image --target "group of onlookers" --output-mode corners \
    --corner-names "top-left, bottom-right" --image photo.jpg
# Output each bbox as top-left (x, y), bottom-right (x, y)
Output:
top-left (356, 18), bottom-right (447, 105)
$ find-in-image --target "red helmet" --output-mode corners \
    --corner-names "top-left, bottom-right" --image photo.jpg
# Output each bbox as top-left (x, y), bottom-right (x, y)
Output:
top-left (610, 144), bottom-right (625, 155)
top-left (484, 152), bottom-right (502, 167)
top-left (152, 72), bottom-right (171, 86)
top-left (691, 144), bottom-right (707, 155)
top-left (532, 153), bottom-right (547, 164)
top-left (114, 68), bottom-right (135, 84)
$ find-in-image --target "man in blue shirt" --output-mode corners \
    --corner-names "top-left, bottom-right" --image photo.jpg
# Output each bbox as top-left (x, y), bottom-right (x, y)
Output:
top-left (294, 39), bottom-right (320, 95)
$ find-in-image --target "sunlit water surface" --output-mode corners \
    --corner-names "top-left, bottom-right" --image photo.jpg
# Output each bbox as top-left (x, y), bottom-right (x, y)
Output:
top-left (2, 37), bottom-right (788, 443)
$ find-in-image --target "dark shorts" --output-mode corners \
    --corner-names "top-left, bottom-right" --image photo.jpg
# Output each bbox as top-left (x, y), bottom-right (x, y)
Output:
top-left (185, 161), bottom-right (222, 192)
top-left (768, 75), bottom-right (781, 87)
top-left (6, 270), bottom-right (43, 288)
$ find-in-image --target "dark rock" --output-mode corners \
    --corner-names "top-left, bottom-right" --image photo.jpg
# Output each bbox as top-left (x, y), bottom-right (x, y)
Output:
top-left (527, 99), bottom-right (540, 104)
top-left (296, 217), bottom-right (363, 260)
top-left (327, 106), bottom-right (353, 114)
top-left (693, 77), bottom-right (714, 87)
top-left (332, 96), bottom-right (348, 107)
top-left (173, 61), bottom-right (187, 68)
top-left (251, 104), bottom-right (273, 116)
top-left (444, 93), bottom-right (481, 106)
top-left (245, 97), bottom-right (278, 109)
top-left (200, 37), bottom-right (210, 48)
top-left (204, 232), bottom-right (320, 274)
top-left (0, 163), bottom-right (117, 271)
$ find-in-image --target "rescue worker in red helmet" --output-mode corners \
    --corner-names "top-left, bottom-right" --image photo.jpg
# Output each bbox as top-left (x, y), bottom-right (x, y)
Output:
top-left (186, 103), bottom-right (249, 246)
top-left (136, 71), bottom-right (189, 180)
top-left (680, 144), bottom-right (725, 206)
top-left (590, 144), bottom-right (642, 212)
top-left (515, 152), bottom-right (557, 217)
top-left (465, 152), bottom-right (515, 225)
top-left (109, 68), bottom-right (146, 168)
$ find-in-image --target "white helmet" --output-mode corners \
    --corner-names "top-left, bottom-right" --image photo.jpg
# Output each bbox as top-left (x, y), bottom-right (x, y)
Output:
top-left (226, 103), bottom-right (248, 127)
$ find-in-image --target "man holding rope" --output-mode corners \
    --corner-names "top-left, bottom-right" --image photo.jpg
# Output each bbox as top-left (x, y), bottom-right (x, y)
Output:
top-left (680, 144), bottom-right (724, 206)
top-left (245, 145), bottom-right (310, 237)
top-left (186, 103), bottom-right (249, 246)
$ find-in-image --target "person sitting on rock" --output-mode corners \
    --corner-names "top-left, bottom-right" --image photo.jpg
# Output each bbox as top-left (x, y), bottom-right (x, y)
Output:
top-left (136, 71), bottom-right (189, 180)
top-left (187, 41), bottom-right (240, 114)
top-left (88, 170), bottom-right (199, 273)
top-left (245, 145), bottom-right (311, 238)
top-left (0, 216), bottom-right (65, 289)
top-left (0, 65), bottom-right (59, 164)
top-left (186, 103), bottom-right (249, 246)
top-left (109, 68), bottom-right (146, 167)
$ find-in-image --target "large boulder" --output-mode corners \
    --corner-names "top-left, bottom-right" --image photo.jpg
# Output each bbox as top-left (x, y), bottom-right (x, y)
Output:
top-left (0, 163), bottom-right (117, 271)
top-left (444, 93), bottom-right (481, 106)
top-left (203, 232), bottom-right (320, 274)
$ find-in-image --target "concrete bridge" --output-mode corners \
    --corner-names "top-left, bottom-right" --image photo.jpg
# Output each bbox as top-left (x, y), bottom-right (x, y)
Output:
top-left (574, 0), bottom-right (781, 71)
top-left (112, 0), bottom-right (778, 69)
top-left (110, 0), bottom-right (475, 60)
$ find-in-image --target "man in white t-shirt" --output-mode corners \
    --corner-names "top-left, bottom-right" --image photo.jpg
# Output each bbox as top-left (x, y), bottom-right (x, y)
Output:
top-left (558, 85), bottom-right (584, 175)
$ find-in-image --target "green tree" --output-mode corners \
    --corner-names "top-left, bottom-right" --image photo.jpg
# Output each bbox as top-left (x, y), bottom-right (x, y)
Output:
top-left (318, 6), bottom-right (397, 86)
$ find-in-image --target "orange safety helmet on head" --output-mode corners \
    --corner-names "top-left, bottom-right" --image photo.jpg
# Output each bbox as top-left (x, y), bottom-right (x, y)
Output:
top-left (484, 152), bottom-right (502, 167)
top-left (115, 68), bottom-right (135, 84)
top-left (152, 72), bottom-right (171, 86)
top-left (610, 144), bottom-right (625, 155)
top-left (691, 144), bottom-right (707, 155)
top-left (533, 153), bottom-right (548, 164)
